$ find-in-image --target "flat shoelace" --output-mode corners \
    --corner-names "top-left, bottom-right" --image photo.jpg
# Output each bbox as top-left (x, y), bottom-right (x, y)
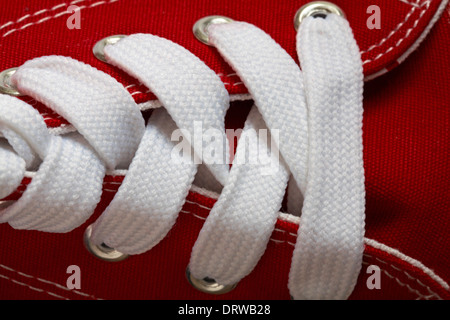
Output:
top-left (0, 14), bottom-right (365, 299)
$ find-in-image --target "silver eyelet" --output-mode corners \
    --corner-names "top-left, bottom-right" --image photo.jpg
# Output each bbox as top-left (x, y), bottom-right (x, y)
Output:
top-left (185, 267), bottom-right (236, 295)
top-left (294, 1), bottom-right (346, 31)
top-left (193, 15), bottom-right (234, 45)
top-left (83, 224), bottom-right (128, 262)
top-left (0, 68), bottom-right (23, 96)
top-left (93, 35), bottom-right (127, 62)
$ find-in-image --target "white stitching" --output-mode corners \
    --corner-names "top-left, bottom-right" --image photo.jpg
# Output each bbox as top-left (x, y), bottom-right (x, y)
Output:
top-left (0, 0), bottom-right (444, 298)
top-left (184, 199), bottom-right (214, 211)
top-left (361, 261), bottom-right (435, 299)
top-left (130, 197), bottom-right (444, 297)
top-left (0, 273), bottom-right (69, 300)
top-left (0, 202), bottom-right (445, 300)
top-left (6, 180), bottom-right (447, 298)
top-left (17, 271), bottom-right (33, 278)
top-left (0, 0), bottom-right (435, 73)
top-left (2, 0), bottom-right (431, 89)
top-left (178, 205), bottom-right (446, 299)
top-left (362, 1), bottom-right (431, 65)
top-left (398, 0), bottom-right (423, 8)
top-left (0, 0), bottom-right (88, 31)
top-left (362, 254), bottom-right (443, 299)
top-left (361, 0), bottom-right (420, 54)
top-left (390, 263), bottom-right (416, 280)
top-left (180, 209), bottom-right (207, 220)
top-left (1, 0), bottom-right (120, 38)
top-left (270, 239), bottom-right (284, 244)
top-left (0, 263), bottom-right (99, 299)
top-left (16, 14), bottom-right (31, 24)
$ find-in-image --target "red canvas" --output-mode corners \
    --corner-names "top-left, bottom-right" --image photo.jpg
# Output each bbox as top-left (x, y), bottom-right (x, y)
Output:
top-left (0, 0), bottom-right (449, 300)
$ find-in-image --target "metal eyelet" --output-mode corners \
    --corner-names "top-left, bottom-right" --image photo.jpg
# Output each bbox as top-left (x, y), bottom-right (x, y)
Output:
top-left (83, 224), bottom-right (128, 262)
top-left (93, 35), bottom-right (127, 62)
top-left (294, 1), bottom-right (346, 31)
top-left (193, 15), bottom-right (234, 45)
top-left (0, 68), bottom-right (23, 96)
top-left (185, 267), bottom-right (236, 295)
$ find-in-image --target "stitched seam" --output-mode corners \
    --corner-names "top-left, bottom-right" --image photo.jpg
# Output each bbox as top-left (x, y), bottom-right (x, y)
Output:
top-left (0, 0), bottom-right (429, 56)
top-left (180, 209), bottom-right (207, 221)
top-left (0, 199), bottom-right (444, 300)
top-left (398, 0), bottom-right (428, 8)
top-left (362, 254), bottom-right (443, 299)
top-left (180, 202), bottom-right (447, 299)
top-left (0, 0), bottom-right (86, 31)
top-left (0, 263), bottom-right (99, 299)
top-left (362, 0), bottom-right (431, 65)
top-left (1, 0), bottom-right (430, 102)
top-left (2, 1), bottom-right (431, 113)
top-left (361, 261), bottom-right (435, 299)
top-left (0, 0), bottom-right (441, 291)
top-left (184, 199), bottom-right (214, 211)
top-left (0, 273), bottom-right (69, 300)
top-left (7, 181), bottom-right (447, 299)
top-left (1, 0), bottom-right (120, 38)
top-left (361, 1), bottom-right (418, 54)
top-left (0, 0), bottom-right (434, 81)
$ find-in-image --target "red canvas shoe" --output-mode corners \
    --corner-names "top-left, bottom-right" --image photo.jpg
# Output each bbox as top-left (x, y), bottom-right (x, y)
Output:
top-left (0, 0), bottom-right (448, 301)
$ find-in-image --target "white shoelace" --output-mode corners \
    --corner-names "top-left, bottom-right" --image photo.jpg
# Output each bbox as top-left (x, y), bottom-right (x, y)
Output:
top-left (0, 14), bottom-right (365, 299)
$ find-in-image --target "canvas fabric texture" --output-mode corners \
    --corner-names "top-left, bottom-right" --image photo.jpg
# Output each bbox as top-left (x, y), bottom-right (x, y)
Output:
top-left (0, 0), bottom-right (448, 300)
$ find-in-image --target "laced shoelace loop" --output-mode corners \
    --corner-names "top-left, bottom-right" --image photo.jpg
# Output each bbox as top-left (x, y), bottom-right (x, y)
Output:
top-left (0, 5), bottom-right (365, 300)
